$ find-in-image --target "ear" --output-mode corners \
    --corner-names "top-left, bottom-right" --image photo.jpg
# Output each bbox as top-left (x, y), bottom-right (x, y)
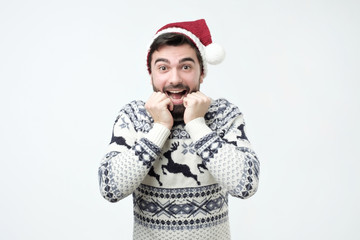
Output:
top-left (150, 75), bottom-right (154, 86)
top-left (199, 72), bottom-right (204, 84)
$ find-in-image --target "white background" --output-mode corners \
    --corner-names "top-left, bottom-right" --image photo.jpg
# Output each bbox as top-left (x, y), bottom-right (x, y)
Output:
top-left (1, 0), bottom-right (359, 239)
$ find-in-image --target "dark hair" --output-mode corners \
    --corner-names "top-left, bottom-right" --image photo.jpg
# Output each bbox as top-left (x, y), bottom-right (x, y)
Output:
top-left (147, 32), bottom-right (203, 74)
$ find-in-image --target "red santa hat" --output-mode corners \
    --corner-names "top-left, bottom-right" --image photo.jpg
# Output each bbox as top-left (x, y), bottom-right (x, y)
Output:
top-left (147, 19), bottom-right (225, 76)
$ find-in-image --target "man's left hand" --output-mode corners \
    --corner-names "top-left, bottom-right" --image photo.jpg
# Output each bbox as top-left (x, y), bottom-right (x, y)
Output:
top-left (183, 91), bottom-right (211, 124)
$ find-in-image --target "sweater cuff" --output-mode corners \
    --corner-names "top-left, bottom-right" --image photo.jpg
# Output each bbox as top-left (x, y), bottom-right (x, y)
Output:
top-left (185, 117), bottom-right (213, 142)
top-left (146, 123), bottom-right (171, 148)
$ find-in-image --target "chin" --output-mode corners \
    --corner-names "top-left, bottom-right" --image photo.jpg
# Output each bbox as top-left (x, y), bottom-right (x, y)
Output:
top-left (171, 105), bottom-right (185, 119)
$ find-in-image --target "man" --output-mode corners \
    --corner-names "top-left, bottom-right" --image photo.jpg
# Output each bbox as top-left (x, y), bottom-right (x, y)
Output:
top-left (98, 19), bottom-right (260, 240)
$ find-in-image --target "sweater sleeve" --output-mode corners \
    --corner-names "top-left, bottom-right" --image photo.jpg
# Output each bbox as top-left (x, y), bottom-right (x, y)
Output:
top-left (185, 101), bottom-right (260, 199)
top-left (98, 106), bottom-right (170, 203)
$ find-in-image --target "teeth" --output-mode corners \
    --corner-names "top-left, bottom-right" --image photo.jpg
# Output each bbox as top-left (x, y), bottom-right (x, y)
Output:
top-left (169, 90), bottom-right (184, 93)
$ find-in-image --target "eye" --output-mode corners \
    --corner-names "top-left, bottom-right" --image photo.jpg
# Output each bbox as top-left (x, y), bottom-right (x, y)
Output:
top-left (158, 65), bottom-right (167, 71)
top-left (182, 65), bottom-right (191, 70)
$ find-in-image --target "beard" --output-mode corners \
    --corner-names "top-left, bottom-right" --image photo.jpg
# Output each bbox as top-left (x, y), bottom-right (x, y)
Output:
top-left (151, 80), bottom-right (201, 120)
top-left (171, 104), bottom-right (186, 119)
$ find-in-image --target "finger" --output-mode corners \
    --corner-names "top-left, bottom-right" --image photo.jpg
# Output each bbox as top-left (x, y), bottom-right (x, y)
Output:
top-left (183, 95), bottom-right (196, 108)
top-left (148, 92), bottom-right (162, 102)
top-left (190, 92), bottom-right (210, 103)
top-left (183, 97), bottom-right (188, 108)
top-left (184, 93), bottom-right (199, 103)
top-left (190, 91), bottom-right (207, 100)
top-left (147, 92), bottom-right (170, 110)
top-left (154, 92), bottom-right (167, 100)
top-left (164, 97), bottom-right (174, 111)
top-left (151, 92), bottom-right (169, 104)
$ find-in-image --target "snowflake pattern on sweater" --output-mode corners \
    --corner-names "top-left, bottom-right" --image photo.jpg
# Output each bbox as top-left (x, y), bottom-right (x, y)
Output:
top-left (98, 98), bottom-right (260, 240)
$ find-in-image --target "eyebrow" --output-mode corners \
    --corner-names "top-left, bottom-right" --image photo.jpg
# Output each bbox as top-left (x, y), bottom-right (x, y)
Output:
top-left (179, 57), bottom-right (195, 64)
top-left (154, 58), bottom-right (170, 65)
top-left (154, 57), bottom-right (195, 65)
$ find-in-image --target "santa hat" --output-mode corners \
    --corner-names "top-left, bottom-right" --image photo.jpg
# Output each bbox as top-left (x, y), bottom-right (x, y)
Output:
top-left (147, 19), bottom-right (225, 76)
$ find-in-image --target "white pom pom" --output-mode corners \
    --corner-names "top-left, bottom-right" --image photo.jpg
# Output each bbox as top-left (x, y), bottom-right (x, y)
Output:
top-left (205, 43), bottom-right (225, 65)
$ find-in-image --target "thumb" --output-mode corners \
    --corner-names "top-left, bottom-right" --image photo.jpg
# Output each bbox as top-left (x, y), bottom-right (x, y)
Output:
top-left (183, 97), bottom-right (188, 108)
top-left (168, 100), bottom-right (174, 111)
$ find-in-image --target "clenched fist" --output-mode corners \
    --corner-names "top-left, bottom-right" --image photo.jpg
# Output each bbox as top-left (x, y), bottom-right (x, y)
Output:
top-left (145, 92), bottom-right (174, 130)
top-left (183, 91), bottom-right (211, 124)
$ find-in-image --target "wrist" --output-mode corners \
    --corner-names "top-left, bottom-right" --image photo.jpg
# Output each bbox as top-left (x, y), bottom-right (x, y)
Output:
top-left (185, 117), bottom-right (212, 142)
top-left (146, 123), bottom-right (171, 147)
top-left (154, 121), bottom-right (172, 130)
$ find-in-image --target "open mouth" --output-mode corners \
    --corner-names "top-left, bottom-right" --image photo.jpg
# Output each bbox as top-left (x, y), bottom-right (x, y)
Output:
top-left (166, 90), bottom-right (188, 102)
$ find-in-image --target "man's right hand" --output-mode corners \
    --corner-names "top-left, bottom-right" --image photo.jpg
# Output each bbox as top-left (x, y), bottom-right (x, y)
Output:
top-left (145, 92), bottom-right (174, 130)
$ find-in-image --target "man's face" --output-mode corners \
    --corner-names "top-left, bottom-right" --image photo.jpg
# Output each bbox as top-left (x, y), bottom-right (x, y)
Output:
top-left (150, 44), bottom-right (204, 118)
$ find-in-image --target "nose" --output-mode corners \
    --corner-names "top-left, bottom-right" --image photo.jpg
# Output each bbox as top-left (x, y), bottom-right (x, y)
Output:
top-left (169, 69), bottom-right (182, 85)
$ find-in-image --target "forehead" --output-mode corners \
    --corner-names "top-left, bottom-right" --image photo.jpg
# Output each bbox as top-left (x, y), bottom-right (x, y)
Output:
top-left (151, 44), bottom-right (199, 64)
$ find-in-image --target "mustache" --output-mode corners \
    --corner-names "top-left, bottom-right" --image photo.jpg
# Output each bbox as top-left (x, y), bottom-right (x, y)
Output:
top-left (162, 84), bottom-right (190, 92)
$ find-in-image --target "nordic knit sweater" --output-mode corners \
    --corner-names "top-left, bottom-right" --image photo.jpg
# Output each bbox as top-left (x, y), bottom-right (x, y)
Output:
top-left (98, 98), bottom-right (260, 240)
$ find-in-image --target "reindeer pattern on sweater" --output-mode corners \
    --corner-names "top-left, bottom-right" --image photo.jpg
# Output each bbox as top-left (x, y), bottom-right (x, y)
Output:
top-left (98, 98), bottom-right (259, 240)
